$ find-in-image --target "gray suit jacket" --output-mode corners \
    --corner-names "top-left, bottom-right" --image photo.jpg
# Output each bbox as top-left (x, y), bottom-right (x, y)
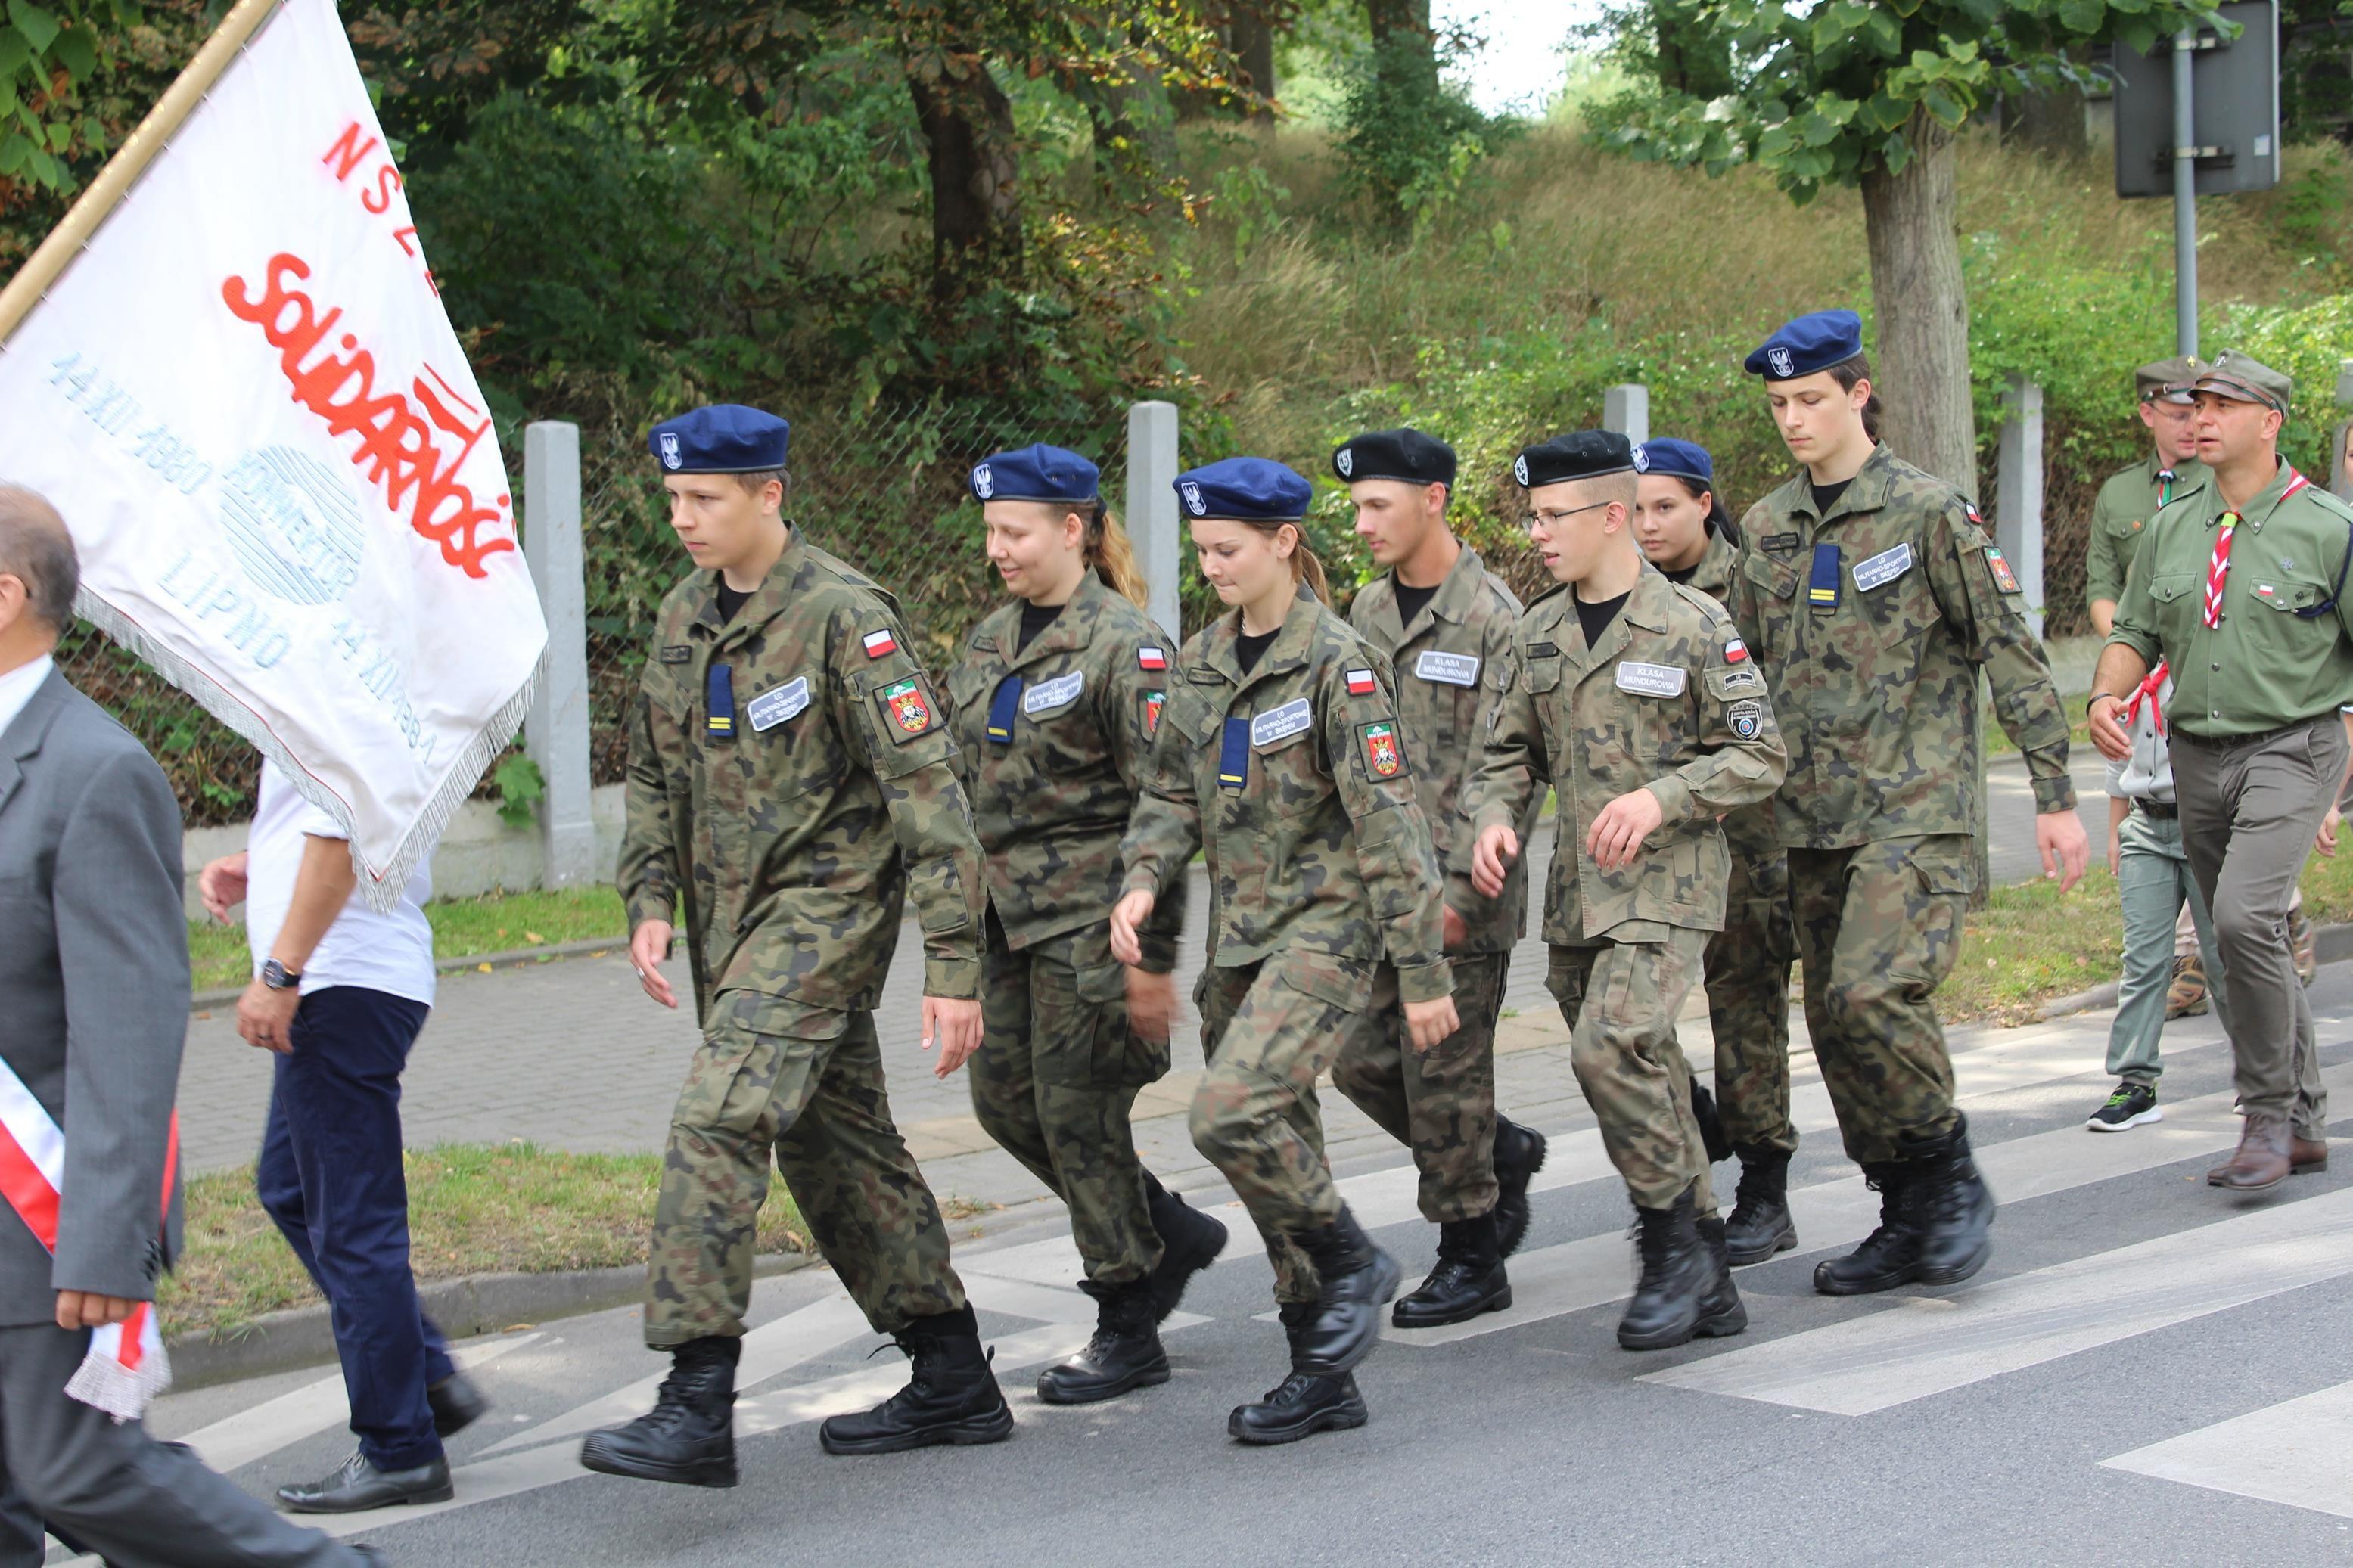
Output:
top-left (0, 669), bottom-right (189, 1327)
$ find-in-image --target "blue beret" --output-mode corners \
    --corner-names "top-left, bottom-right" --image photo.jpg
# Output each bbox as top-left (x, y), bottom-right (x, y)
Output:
top-left (1635, 438), bottom-right (1713, 485)
top-left (649, 404), bottom-right (790, 474)
top-left (1333, 427), bottom-right (1456, 488)
top-left (1744, 310), bottom-right (1865, 380)
top-left (1514, 430), bottom-right (1633, 489)
top-left (971, 443), bottom-right (1099, 505)
top-left (1173, 457), bottom-right (1311, 523)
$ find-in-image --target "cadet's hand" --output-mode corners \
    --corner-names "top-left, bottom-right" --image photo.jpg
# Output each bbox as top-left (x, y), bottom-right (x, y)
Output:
top-left (2038, 808), bottom-right (2090, 894)
top-left (630, 920), bottom-right (678, 1010)
top-left (1108, 890), bottom-right (1155, 966)
top-left (1126, 967), bottom-right (1176, 1045)
top-left (54, 1290), bottom-right (140, 1332)
top-left (1586, 787), bottom-right (1666, 873)
top-left (924, 996), bottom-right (983, 1077)
top-left (1441, 903), bottom-right (1468, 950)
top-left (1403, 995), bottom-right (1460, 1054)
top-left (1471, 824), bottom-right (1519, 899)
top-left (2087, 694), bottom-right (2132, 763)
top-left (198, 852), bottom-right (249, 923)
top-left (2319, 806), bottom-right (2342, 859)
top-left (235, 977), bottom-right (299, 1054)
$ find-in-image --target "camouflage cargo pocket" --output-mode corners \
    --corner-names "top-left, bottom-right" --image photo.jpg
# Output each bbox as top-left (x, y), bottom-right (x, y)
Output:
top-left (674, 992), bottom-right (847, 1138)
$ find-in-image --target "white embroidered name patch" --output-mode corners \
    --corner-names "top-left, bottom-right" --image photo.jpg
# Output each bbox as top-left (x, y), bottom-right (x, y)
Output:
top-left (747, 676), bottom-right (811, 732)
top-left (1251, 697), bottom-right (1314, 747)
top-left (1415, 650), bottom-right (1481, 687)
top-left (1022, 670), bottom-right (1085, 716)
top-left (1853, 542), bottom-right (1914, 593)
top-left (1615, 661), bottom-right (1687, 698)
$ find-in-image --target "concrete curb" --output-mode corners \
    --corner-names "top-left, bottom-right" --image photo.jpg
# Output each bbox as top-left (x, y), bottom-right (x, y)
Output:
top-left (168, 1251), bottom-right (812, 1392)
top-left (192, 936), bottom-right (627, 1011)
top-left (2034, 918), bottom-right (2353, 1020)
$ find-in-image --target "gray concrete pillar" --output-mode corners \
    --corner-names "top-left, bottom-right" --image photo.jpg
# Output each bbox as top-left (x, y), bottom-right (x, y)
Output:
top-left (1127, 400), bottom-right (1183, 638)
top-left (1603, 383), bottom-right (1650, 447)
top-left (1995, 374), bottom-right (2047, 643)
top-left (2332, 359), bottom-right (2353, 504)
top-left (522, 421), bottom-right (598, 888)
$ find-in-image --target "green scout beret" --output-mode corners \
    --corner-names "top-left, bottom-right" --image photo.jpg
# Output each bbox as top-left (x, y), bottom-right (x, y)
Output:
top-left (2192, 351), bottom-right (2292, 415)
top-left (2135, 356), bottom-right (2200, 405)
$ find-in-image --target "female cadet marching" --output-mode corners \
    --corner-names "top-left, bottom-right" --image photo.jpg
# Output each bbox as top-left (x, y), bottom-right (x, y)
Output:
top-left (1630, 438), bottom-right (1803, 1265)
top-left (943, 444), bottom-right (1229, 1406)
top-left (1110, 457), bottom-right (1457, 1445)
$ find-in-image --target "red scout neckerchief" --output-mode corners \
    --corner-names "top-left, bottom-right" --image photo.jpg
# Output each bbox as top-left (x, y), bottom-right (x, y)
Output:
top-left (2120, 659), bottom-right (2170, 737)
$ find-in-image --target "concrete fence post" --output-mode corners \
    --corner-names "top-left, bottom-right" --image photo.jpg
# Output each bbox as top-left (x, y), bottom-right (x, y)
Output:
top-left (522, 421), bottom-right (598, 887)
top-left (1127, 400), bottom-right (1183, 638)
top-left (1603, 383), bottom-right (1650, 448)
top-left (1995, 374), bottom-right (2047, 644)
top-left (2332, 359), bottom-right (2353, 504)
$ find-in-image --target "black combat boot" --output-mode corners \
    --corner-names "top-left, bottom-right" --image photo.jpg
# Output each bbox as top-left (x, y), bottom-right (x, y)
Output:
top-left (1904, 1114), bottom-right (1997, 1287)
top-left (1036, 1278), bottom-right (1170, 1405)
top-left (1812, 1161), bottom-right (1921, 1296)
top-left (1723, 1144), bottom-right (1798, 1265)
top-left (818, 1306), bottom-right (1015, 1455)
top-left (578, 1337), bottom-right (740, 1488)
top-left (1143, 1174), bottom-right (1231, 1321)
top-left (1491, 1118), bottom-right (1549, 1259)
top-left (1692, 1210), bottom-right (1748, 1340)
top-left (1391, 1211), bottom-right (1511, 1328)
top-left (1228, 1303), bottom-right (1369, 1445)
top-left (1286, 1206), bottom-right (1403, 1377)
top-left (1618, 1188), bottom-right (1742, 1351)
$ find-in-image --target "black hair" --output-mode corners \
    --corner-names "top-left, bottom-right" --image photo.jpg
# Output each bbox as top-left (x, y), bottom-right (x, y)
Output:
top-left (1824, 352), bottom-right (1884, 444)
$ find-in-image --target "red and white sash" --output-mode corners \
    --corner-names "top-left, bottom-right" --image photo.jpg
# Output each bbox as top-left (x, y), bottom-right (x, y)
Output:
top-left (0, 1058), bottom-right (177, 1421)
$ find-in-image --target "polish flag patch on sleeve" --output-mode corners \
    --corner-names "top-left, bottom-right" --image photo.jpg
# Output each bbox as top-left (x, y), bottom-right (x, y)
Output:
top-left (1137, 645), bottom-right (1168, 671)
top-left (863, 628), bottom-right (899, 660)
top-left (1345, 667), bottom-right (1378, 696)
top-left (1724, 638), bottom-right (1749, 663)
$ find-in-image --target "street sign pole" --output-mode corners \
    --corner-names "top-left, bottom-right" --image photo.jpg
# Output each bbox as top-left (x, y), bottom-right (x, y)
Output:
top-left (2172, 26), bottom-right (2199, 356)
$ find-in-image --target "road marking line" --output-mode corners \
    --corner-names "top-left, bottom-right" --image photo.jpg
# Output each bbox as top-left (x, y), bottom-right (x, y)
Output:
top-left (2102, 1377), bottom-right (2353, 1519)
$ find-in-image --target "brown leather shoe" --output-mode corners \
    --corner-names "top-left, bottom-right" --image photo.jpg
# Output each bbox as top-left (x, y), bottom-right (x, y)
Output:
top-left (2208, 1113), bottom-right (2292, 1191)
top-left (2293, 1135), bottom-right (2328, 1173)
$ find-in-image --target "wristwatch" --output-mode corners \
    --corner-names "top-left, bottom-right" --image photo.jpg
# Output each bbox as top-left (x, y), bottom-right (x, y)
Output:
top-left (260, 958), bottom-right (302, 991)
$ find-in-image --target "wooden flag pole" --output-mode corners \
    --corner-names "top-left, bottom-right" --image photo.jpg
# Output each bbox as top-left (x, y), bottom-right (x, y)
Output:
top-left (0, 0), bottom-right (286, 348)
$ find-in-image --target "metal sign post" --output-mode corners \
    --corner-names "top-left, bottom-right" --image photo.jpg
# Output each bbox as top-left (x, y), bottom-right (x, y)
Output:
top-left (2172, 26), bottom-right (2199, 356)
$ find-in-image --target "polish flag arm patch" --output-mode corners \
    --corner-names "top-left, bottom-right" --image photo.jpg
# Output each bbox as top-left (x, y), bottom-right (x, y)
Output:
top-left (863, 628), bottom-right (899, 659)
top-left (1137, 645), bottom-right (1168, 671)
top-left (1344, 667), bottom-right (1378, 695)
top-left (1723, 638), bottom-right (1749, 663)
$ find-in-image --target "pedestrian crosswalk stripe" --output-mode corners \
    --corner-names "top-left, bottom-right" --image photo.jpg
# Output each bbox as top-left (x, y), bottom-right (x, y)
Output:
top-left (2102, 1377), bottom-right (2353, 1520)
top-left (181, 1331), bottom-right (540, 1472)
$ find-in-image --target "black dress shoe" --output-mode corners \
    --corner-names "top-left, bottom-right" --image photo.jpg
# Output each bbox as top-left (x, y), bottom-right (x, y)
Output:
top-left (427, 1369), bottom-right (489, 1439)
top-left (276, 1448), bottom-right (452, 1513)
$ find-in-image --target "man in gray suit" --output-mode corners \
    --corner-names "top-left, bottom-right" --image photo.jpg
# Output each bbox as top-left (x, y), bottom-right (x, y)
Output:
top-left (0, 486), bottom-right (378, 1566)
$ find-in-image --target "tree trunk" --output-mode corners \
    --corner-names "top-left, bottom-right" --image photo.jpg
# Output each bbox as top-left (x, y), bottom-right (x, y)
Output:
top-left (1860, 112), bottom-right (1978, 494)
top-left (908, 58), bottom-right (1023, 303)
top-left (1230, 5), bottom-right (1276, 117)
top-left (1368, 0), bottom-right (1434, 78)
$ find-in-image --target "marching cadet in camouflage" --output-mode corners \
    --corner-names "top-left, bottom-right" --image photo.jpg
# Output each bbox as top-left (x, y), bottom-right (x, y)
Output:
top-left (1111, 456), bottom-right (1457, 1445)
top-left (1633, 437), bottom-right (1801, 1265)
top-left (943, 443), bottom-right (1227, 1405)
top-left (1724, 312), bottom-right (2088, 1298)
top-left (582, 405), bottom-right (1010, 1489)
top-left (1331, 426), bottom-right (1548, 1329)
top-left (1459, 430), bottom-right (1786, 1352)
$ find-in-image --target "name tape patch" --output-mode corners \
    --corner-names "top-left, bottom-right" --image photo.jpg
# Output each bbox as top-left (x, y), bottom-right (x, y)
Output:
top-left (748, 676), bottom-right (811, 732)
top-left (1853, 542), bottom-right (1915, 593)
top-left (1251, 697), bottom-right (1314, 748)
top-left (1615, 660), bottom-right (1688, 698)
top-left (1023, 669), bottom-right (1086, 716)
top-left (659, 644), bottom-right (693, 664)
top-left (1415, 650), bottom-right (1481, 687)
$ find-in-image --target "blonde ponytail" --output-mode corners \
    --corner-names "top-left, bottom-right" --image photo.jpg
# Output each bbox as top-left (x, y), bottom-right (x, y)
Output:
top-left (1292, 540), bottom-right (1329, 601)
top-left (1085, 502), bottom-right (1152, 609)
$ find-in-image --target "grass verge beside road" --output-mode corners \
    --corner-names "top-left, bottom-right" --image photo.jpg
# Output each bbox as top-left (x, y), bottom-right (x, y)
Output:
top-left (190, 886), bottom-right (629, 994)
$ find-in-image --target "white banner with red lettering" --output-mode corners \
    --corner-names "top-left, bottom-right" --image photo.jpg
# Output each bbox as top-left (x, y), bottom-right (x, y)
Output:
top-left (0, 0), bottom-right (545, 908)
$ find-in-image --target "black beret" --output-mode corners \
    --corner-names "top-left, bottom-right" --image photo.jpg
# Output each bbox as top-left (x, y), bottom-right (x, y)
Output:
top-left (1512, 430), bottom-right (1634, 489)
top-left (1333, 427), bottom-right (1456, 488)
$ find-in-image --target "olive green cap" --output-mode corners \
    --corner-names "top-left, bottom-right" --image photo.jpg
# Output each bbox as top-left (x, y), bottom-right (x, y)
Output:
top-left (2135, 355), bottom-right (2201, 405)
top-left (2191, 351), bottom-right (2292, 415)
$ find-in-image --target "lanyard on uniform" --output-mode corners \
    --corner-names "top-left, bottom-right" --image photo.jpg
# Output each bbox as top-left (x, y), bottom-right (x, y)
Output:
top-left (1218, 717), bottom-right (1250, 790)
top-left (986, 673), bottom-right (1023, 744)
top-left (706, 663), bottom-right (735, 741)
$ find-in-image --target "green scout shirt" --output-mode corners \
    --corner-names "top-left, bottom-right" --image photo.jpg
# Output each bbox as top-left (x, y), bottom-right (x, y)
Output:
top-left (1725, 442), bottom-right (2078, 854)
top-left (1459, 564), bottom-right (1788, 945)
top-left (2108, 461), bottom-right (2353, 737)
top-left (945, 573), bottom-right (1187, 973)
top-left (1121, 585), bottom-right (1453, 1004)
top-left (1348, 544), bottom-right (1530, 955)
top-left (2085, 454), bottom-right (2205, 612)
top-left (617, 529), bottom-right (987, 1023)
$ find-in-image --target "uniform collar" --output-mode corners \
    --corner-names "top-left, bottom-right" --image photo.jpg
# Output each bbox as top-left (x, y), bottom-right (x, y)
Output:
top-left (2213, 458), bottom-right (2308, 531)
top-left (1782, 441), bottom-right (1899, 526)
top-left (691, 526), bottom-right (807, 642)
top-left (2149, 452), bottom-right (2203, 486)
top-left (1201, 582), bottom-right (1321, 693)
top-left (1377, 542), bottom-right (1487, 644)
top-left (1564, 564), bottom-right (1671, 667)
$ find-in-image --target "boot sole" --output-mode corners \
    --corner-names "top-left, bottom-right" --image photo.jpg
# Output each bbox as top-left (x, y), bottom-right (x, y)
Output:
top-left (1227, 1400), bottom-right (1369, 1445)
top-left (577, 1442), bottom-right (739, 1489)
top-left (2208, 1169), bottom-right (2291, 1191)
top-left (2296, 1156), bottom-right (2330, 1174)
top-left (818, 1405), bottom-right (1015, 1455)
top-left (1617, 1299), bottom-right (1746, 1351)
top-left (1813, 1262), bottom-right (1919, 1296)
top-left (1391, 1284), bottom-right (1512, 1329)
top-left (1724, 1228), bottom-right (1797, 1268)
top-left (1911, 1240), bottom-right (1992, 1288)
top-left (276, 1482), bottom-right (457, 1514)
top-left (1034, 1359), bottom-right (1173, 1406)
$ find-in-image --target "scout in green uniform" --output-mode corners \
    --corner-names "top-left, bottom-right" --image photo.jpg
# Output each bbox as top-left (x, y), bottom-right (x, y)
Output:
top-left (1724, 312), bottom-right (2089, 1297)
top-left (943, 443), bottom-right (1227, 1405)
top-left (1111, 456), bottom-right (1456, 1445)
top-left (1459, 430), bottom-right (1787, 1350)
top-left (2084, 357), bottom-right (2205, 638)
top-left (2092, 352), bottom-right (2353, 1192)
top-left (1331, 427), bottom-right (1548, 1329)
top-left (1632, 437), bottom-right (1801, 1265)
top-left (582, 405), bottom-right (1010, 1489)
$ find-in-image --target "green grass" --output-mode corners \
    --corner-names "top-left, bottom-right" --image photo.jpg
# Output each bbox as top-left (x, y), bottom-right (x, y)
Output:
top-left (191, 886), bottom-right (629, 993)
top-left (162, 1142), bottom-right (805, 1339)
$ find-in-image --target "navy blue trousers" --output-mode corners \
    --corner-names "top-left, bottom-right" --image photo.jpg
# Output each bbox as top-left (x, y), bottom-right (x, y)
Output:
top-left (255, 986), bottom-right (451, 1471)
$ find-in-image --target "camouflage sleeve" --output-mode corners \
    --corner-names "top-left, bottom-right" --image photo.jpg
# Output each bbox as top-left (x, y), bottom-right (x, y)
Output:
top-left (1930, 502), bottom-right (2079, 816)
top-left (1325, 657), bottom-right (1451, 1004)
top-left (1105, 635), bottom-right (1188, 973)
top-left (2083, 481), bottom-right (2125, 610)
top-left (1478, 607), bottom-right (1546, 849)
top-left (1121, 685), bottom-right (1206, 908)
top-left (617, 672), bottom-right (679, 932)
top-left (835, 616), bottom-right (985, 1001)
top-left (2106, 516), bottom-right (2165, 667)
top-left (1722, 502), bottom-right (1770, 644)
top-left (1647, 620), bottom-right (1786, 821)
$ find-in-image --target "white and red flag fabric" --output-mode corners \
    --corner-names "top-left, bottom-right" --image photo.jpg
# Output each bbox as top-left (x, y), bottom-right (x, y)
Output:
top-left (0, 0), bottom-right (546, 908)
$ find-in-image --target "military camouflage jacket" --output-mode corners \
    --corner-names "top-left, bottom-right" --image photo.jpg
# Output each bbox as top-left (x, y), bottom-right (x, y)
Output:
top-left (1121, 585), bottom-right (1453, 1004)
top-left (1460, 564), bottom-right (1787, 943)
top-left (2085, 454), bottom-right (2205, 612)
top-left (1673, 524), bottom-right (1779, 863)
top-left (1349, 544), bottom-right (1529, 955)
top-left (1725, 443), bottom-right (2078, 853)
top-left (618, 529), bottom-right (987, 1023)
top-left (946, 573), bottom-right (1187, 973)
top-left (1675, 525), bottom-right (1739, 604)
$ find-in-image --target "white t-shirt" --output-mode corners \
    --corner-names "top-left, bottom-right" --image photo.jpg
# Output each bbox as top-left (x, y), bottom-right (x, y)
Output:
top-left (245, 760), bottom-right (436, 1005)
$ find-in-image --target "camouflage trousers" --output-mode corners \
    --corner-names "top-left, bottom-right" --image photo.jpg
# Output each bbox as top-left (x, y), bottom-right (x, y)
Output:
top-left (1702, 843), bottom-right (1799, 1154)
top-left (1546, 931), bottom-right (1714, 1215)
top-left (1329, 951), bottom-right (1507, 1223)
top-left (1194, 950), bottom-right (1395, 1306)
top-left (971, 914), bottom-right (1170, 1284)
top-left (1787, 835), bottom-right (1972, 1166)
top-left (644, 991), bottom-right (965, 1346)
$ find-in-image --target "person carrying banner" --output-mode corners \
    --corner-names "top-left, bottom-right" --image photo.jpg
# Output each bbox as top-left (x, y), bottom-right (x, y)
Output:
top-left (582, 405), bottom-right (1009, 1489)
top-left (0, 486), bottom-right (378, 1566)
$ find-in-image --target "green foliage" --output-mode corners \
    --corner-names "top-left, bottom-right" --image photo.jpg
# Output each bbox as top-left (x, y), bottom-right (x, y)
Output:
top-left (0, 0), bottom-right (136, 191)
top-left (1332, 32), bottom-right (1510, 229)
top-left (491, 752), bottom-right (546, 829)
